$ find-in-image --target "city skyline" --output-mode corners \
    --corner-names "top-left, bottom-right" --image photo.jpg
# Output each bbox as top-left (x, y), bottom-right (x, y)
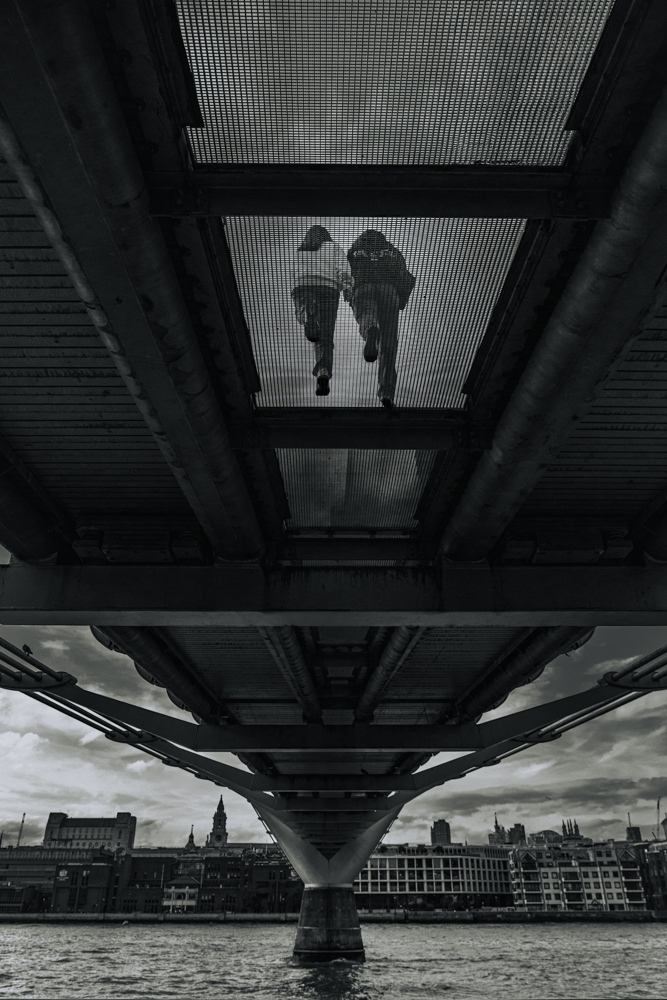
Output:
top-left (1, 622), bottom-right (666, 850)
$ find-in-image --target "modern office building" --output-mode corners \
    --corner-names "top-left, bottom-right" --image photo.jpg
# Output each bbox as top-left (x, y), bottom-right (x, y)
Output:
top-left (353, 843), bottom-right (512, 910)
top-left (430, 820), bottom-right (451, 846)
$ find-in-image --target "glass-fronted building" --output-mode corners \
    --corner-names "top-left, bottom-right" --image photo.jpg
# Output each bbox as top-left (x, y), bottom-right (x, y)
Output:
top-left (354, 843), bottom-right (512, 910)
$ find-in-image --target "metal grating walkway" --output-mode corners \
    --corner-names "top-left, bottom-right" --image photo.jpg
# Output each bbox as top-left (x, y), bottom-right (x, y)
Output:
top-left (226, 216), bottom-right (525, 409)
top-left (177, 0), bottom-right (614, 166)
top-left (278, 448), bottom-right (435, 528)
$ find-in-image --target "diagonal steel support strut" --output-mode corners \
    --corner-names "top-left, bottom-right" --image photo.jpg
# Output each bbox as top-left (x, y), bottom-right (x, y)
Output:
top-left (1, 632), bottom-right (665, 883)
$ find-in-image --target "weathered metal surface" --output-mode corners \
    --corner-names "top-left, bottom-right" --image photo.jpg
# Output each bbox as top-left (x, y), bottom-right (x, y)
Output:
top-left (2, 563), bottom-right (667, 623)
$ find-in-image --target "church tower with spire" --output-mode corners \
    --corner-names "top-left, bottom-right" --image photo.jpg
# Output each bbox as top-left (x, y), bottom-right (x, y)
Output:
top-left (206, 796), bottom-right (228, 847)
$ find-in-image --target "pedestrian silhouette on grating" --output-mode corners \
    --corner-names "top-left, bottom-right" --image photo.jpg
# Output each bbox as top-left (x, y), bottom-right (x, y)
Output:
top-left (290, 225), bottom-right (352, 397)
top-left (347, 230), bottom-right (416, 408)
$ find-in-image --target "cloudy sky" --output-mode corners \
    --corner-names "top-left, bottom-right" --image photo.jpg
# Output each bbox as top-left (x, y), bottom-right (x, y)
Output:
top-left (1, 621), bottom-right (665, 851)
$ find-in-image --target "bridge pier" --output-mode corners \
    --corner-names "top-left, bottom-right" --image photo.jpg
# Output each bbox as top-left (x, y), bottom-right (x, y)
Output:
top-left (293, 885), bottom-right (364, 963)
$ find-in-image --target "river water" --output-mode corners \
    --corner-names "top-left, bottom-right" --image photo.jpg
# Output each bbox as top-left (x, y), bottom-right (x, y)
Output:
top-left (1, 923), bottom-right (665, 999)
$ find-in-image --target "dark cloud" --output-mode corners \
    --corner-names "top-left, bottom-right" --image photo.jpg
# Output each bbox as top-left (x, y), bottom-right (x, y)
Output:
top-left (420, 776), bottom-right (667, 817)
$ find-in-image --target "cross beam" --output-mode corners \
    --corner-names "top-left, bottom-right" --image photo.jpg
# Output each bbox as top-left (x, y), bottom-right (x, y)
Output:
top-left (147, 169), bottom-right (612, 219)
top-left (18, 680), bottom-right (640, 754)
top-left (4, 563), bottom-right (667, 624)
top-left (228, 409), bottom-right (483, 451)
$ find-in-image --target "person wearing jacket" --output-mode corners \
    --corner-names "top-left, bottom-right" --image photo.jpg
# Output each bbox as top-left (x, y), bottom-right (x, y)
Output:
top-left (290, 225), bottom-right (352, 397)
top-left (347, 229), bottom-right (415, 408)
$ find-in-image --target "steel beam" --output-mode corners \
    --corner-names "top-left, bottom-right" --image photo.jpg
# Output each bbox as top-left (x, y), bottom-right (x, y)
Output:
top-left (2, 0), bottom-right (264, 560)
top-left (147, 169), bottom-right (612, 219)
top-left (38, 681), bottom-right (632, 753)
top-left (229, 409), bottom-right (479, 451)
top-left (440, 77), bottom-right (667, 561)
top-left (257, 626), bottom-right (322, 722)
top-left (354, 627), bottom-right (424, 723)
top-left (276, 538), bottom-right (423, 562)
top-left (5, 563), bottom-right (667, 623)
top-left (451, 626), bottom-right (593, 720)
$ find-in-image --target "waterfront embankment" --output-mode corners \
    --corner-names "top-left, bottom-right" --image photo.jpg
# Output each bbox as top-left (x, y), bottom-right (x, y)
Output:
top-left (1, 909), bottom-right (666, 924)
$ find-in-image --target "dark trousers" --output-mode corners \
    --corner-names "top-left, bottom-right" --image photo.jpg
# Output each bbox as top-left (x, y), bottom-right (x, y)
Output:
top-left (292, 285), bottom-right (340, 378)
top-left (351, 282), bottom-right (400, 400)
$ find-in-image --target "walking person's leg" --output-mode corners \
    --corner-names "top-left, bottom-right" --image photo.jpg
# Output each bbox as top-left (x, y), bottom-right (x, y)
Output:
top-left (310, 286), bottom-right (339, 396)
top-left (351, 284), bottom-right (381, 363)
top-left (292, 286), bottom-right (320, 343)
top-left (375, 284), bottom-right (400, 408)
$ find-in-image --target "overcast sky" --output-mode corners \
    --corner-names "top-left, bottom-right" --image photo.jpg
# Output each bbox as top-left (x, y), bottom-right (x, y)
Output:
top-left (1, 623), bottom-right (665, 852)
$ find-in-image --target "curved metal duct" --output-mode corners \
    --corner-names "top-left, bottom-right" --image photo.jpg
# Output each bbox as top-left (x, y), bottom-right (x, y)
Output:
top-left (454, 626), bottom-right (595, 722)
top-left (354, 627), bottom-right (424, 723)
top-left (441, 80), bottom-right (667, 561)
top-left (258, 627), bottom-right (322, 723)
top-left (0, 469), bottom-right (59, 561)
top-left (93, 626), bottom-right (221, 724)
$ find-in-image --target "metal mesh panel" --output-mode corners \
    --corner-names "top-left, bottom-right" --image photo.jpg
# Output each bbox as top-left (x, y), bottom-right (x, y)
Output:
top-left (278, 449), bottom-right (434, 528)
top-left (226, 216), bottom-right (524, 409)
top-left (176, 0), bottom-right (613, 166)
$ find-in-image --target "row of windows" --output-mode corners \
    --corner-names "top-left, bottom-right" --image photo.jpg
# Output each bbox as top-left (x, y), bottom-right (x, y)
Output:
top-left (515, 879), bottom-right (626, 890)
top-left (365, 858), bottom-right (507, 871)
top-left (355, 882), bottom-right (500, 893)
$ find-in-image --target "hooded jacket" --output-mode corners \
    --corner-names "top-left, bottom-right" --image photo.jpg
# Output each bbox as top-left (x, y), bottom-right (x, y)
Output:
top-left (347, 230), bottom-right (416, 310)
top-left (290, 226), bottom-right (352, 294)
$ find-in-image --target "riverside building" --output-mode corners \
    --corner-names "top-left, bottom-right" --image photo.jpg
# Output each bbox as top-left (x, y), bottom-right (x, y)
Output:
top-left (353, 843), bottom-right (513, 910)
top-left (42, 812), bottom-right (136, 851)
top-left (509, 840), bottom-right (647, 911)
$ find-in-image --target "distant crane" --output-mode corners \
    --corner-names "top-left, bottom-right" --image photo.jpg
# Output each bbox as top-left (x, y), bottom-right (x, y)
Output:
top-left (16, 812), bottom-right (25, 847)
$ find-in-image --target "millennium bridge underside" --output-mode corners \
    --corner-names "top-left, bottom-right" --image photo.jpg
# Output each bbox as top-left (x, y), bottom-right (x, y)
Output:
top-left (2, 0), bottom-right (667, 960)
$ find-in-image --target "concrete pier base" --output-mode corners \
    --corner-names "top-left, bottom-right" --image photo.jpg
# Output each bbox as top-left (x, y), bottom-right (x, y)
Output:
top-left (293, 886), bottom-right (365, 962)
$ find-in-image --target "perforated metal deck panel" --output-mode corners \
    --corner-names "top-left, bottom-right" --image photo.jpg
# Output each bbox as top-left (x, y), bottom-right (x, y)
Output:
top-left (226, 217), bottom-right (525, 409)
top-left (176, 0), bottom-right (613, 166)
top-left (278, 449), bottom-right (435, 528)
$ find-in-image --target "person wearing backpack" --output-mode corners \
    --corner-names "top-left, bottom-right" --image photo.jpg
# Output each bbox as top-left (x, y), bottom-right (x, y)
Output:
top-left (347, 229), bottom-right (415, 408)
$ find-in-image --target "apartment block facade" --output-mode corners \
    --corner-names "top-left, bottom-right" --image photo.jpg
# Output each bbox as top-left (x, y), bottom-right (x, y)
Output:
top-left (509, 842), bottom-right (647, 911)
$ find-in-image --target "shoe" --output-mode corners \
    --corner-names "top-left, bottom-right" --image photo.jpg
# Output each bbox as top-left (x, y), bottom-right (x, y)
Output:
top-left (380, 396), bottom-right (394, 410)
top-left (363, 325), bottom-right (379, 363)
top-left (316, 375), bottom-right (330, 396)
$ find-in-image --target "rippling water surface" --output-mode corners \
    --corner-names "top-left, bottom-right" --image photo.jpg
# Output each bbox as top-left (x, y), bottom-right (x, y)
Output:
top-left (1, 923), bottom-right (666, 999)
